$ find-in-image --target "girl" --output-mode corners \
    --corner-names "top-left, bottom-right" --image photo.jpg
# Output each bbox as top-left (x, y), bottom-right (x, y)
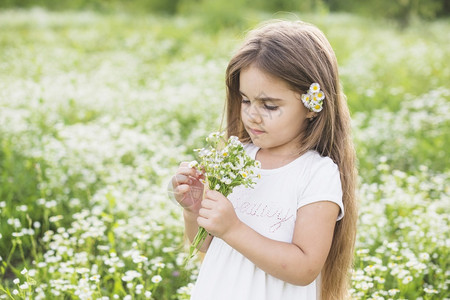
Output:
top-left (171, 20), bottom-right (358, 300)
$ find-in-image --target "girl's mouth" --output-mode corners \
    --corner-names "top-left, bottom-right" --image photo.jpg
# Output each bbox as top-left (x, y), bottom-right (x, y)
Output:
top-left (249, 127), bottom-right (265, 135)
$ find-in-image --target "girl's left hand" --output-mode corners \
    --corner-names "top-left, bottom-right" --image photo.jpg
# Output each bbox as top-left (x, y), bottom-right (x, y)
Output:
top-left (197, 190), bottom-right (241, 239)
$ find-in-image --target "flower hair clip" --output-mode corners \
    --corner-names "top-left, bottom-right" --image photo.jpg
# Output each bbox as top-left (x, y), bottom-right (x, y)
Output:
top-left (301, 83), bottom-right (325, 112)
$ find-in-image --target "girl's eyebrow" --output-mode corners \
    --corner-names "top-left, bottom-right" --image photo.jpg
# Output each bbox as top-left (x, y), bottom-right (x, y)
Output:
top-left (239, 91), bottom-right (284, 102)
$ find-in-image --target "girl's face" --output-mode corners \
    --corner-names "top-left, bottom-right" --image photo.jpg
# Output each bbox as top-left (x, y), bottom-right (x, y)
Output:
top-left (240, 64), bottom-right (313, 157)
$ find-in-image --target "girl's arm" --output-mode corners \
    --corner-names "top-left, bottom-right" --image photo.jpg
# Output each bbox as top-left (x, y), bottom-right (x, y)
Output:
top-left (197, 190), bottom-right (340, 285)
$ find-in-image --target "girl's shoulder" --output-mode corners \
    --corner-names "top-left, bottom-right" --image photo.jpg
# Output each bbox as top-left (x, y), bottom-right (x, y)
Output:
top-left (305, 150), bottom-right (338, 166)
top-left (302, 150), bottom-right (340, 176)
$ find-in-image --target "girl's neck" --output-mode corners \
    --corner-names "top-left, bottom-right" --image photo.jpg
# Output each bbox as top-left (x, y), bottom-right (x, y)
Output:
top-left (255, 147), bottom-right (302, 169)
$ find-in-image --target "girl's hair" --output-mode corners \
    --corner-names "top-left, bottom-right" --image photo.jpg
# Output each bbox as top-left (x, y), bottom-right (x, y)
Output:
top-left (224, 20), bottom-right (358, 300)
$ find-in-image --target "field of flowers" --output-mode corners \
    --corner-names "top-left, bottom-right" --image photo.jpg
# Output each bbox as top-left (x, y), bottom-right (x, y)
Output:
top-left (0, 8), bottom-right (449, 300)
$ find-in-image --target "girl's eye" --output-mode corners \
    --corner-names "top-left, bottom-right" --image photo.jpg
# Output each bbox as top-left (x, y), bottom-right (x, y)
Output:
top-left (241, 99), bottom-right (250, 104)
top-left (264, 104), bottom-right (278, 111)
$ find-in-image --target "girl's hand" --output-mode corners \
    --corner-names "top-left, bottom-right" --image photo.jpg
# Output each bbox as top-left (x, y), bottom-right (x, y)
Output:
top-left (171, 162), bottom-right (204, 214)
top-left (197, 190), bottom-right (241, 239)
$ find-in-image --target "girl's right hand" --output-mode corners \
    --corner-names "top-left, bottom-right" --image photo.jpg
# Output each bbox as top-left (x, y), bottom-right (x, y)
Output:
top-left (171, 162), bottom-right (205, 214)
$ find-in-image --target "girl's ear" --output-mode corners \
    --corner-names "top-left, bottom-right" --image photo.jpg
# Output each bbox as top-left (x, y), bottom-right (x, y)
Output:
top-left (306, 111), bottom-right (317, 120)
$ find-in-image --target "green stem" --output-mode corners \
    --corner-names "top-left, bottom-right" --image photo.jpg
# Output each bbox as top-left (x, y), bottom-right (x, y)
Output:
top-left (1, 240), bottom-right (17, 280)
top-left (187, 227), bottom-right (208, 262)
top-left (26, 214), bottom-right (39, 262)
top-left (0, 287), bottom-right (15, 300)
top-left (18, 241), bottom-right (26, 266)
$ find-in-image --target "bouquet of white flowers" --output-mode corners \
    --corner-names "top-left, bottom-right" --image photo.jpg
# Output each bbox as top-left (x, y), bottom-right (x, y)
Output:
top-left (188, 132), bottom-right (260, 259)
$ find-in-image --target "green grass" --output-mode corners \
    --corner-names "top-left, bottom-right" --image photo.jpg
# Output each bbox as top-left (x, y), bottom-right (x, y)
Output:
top-left (0, 8), bottom-right (448, 299)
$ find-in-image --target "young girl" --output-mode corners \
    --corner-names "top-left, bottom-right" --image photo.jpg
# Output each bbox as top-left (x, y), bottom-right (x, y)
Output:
top-left (171, 20), bottom-right (358, 300)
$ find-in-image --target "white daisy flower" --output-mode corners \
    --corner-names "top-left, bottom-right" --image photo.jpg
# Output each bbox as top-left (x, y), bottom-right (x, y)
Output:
top-left (301, 93), bottom-right (311, 107)
top-left (310, 100), bottom-right (323, 112)
top-left (151, 275), bottom-right (162, 283)
top-left (316, 91), bottom-right (325, 100)
top-left (188, 160), bottom-right (198, 168)
top-left (309, 83), bottom-right (320, 93)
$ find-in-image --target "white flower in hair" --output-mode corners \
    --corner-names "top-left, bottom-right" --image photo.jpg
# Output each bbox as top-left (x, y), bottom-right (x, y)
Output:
top-left (302, 83), bottom-right (325, 112)
top-left (316, 90), bottom-right (325, 101)
top-left (310, 100), bottom-right (323, 112)
top-left (301, 93), bottom-right (310, 107)
top-left (309, 83), bottom-right (321, 93)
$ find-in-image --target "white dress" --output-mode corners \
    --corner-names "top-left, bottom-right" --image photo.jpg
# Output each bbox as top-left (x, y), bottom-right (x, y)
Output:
top-left (190, 143), bottom-right (344, 300)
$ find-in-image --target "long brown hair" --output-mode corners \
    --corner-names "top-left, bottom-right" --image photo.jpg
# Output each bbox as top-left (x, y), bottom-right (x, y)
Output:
top-left (224, 20), bottom-right (358, 300)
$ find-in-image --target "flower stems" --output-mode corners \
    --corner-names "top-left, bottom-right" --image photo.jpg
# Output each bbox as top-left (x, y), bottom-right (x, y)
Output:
top-left (188, 177), bottom-right (209, 260)
top-left (189, 227), bottom-right (208, 260)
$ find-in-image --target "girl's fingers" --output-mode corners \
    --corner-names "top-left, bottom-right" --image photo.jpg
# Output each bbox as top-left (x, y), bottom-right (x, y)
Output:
top-left (201, 198), bottom-right (215, 209)
top-left (174, 184), bottom-right (190, 195)
top-left (177, 167), bottom-right (199, 177)
top-left (196, 216), bottom-right (207, 229)
top-left (205, 190), bottom-right (222, 200)
top-left (175, 167), bottom-right (203, 181)
top-left (172, 163), bottom-right (204, 188)
top-left (198, 207), bottom-right (213, 219)
top-left (171, 174), bottom-right (192, 187)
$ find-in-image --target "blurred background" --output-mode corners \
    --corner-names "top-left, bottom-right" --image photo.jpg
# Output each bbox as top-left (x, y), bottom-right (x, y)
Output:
top-left (1, 0), bottom-right (450, 27)
top-left (0, 1), bottom-right (449, 299)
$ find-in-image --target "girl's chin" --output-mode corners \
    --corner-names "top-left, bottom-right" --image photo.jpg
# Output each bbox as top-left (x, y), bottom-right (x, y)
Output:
top-left (250, 138), bottom-right (264, 148)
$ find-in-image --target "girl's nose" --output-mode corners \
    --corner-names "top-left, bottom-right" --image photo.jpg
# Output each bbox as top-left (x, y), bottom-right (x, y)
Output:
top-left (244, 103), bottom-right (263, 124)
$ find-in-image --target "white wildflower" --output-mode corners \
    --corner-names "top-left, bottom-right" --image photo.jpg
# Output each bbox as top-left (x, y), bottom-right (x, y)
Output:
top-left (151, 275), bottom-right (162, 283)
top-left (19, 283), bottom-right (29, 289)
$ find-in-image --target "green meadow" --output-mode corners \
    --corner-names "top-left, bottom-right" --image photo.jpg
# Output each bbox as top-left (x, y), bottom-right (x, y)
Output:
top-left (0, 8), bottom-right (448, 299)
